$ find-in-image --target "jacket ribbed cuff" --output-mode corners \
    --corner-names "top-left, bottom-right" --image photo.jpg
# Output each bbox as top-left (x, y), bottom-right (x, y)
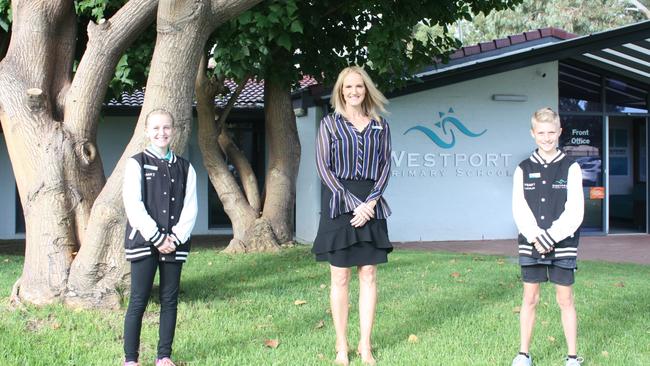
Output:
top-left (149, 231), bottom-right (166, 248)
top-left (536, 230), bottom-right (556, 252)
top-left (170, 233), bottom-right (181, 247)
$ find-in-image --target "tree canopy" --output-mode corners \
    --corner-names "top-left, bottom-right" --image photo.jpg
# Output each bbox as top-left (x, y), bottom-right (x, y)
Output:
top-left (415, 0), bottom-right (649, 48)
top-left (211, 0), bottom-right (523, 91)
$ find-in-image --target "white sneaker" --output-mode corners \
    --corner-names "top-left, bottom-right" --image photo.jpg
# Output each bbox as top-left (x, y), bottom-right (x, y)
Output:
top-left (512, 354), bottom-right (532, 366)
top-left (565, 356), bottom-right (584, 366)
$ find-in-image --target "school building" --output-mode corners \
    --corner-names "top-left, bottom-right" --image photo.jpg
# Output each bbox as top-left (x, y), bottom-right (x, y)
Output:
top-left (1, 22), bottom-right (649, 243)
top-left (295, 21), bottom-right (650, 242)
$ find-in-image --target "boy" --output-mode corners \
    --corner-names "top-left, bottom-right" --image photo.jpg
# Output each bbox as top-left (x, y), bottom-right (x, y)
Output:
top-left (511, 107), bottom-right (584, 366)
top-left (122, 109), bottom-right (197, 366)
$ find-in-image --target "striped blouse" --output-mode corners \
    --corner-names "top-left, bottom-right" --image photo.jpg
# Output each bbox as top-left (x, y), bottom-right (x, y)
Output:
top-left (316, 113), bottom-right (392, 219)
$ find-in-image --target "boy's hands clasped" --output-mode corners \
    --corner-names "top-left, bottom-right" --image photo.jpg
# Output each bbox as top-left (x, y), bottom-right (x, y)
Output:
top-left (533, 241), bottom-right (552, 254)
top-left (350, 201), bottom-right (377, 227)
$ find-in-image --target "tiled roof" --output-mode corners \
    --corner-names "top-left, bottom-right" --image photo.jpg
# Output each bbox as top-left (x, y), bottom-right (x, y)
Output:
top-left (448, 27), bottom-right (577, 60)
top-left (106, 75), bottom-right (318, 109)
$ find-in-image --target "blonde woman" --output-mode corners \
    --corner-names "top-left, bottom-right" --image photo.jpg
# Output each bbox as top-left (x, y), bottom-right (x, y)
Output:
top-left (313, 66), bottom-right (392, 365)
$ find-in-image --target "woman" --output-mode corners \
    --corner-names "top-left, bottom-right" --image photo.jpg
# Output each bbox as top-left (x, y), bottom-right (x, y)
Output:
top-left (313, 66), bottom-right (392, 366)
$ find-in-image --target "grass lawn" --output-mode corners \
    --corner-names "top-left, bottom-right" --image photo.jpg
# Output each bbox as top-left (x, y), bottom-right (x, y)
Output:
top-left (0, 245), bottom-right (648, 365)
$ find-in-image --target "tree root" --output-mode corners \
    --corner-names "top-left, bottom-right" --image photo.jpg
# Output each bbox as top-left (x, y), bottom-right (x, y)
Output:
top-left (222, 218), bottom-right (281, 254)
top-left (9, 277), bottom-right (23, 309)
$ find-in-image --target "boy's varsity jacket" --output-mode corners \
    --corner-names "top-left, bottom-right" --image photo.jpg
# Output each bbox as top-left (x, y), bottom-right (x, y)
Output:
top-left (512, 149), bottom-right (584, 260)
top-left (123, 148), bottom-right (198, 262)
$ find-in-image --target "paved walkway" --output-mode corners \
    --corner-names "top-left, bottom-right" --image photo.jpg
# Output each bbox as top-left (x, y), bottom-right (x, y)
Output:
top-left (2, 234), bottom-right (648, 264)
top-left (395, 234), bottom-right (650, 265)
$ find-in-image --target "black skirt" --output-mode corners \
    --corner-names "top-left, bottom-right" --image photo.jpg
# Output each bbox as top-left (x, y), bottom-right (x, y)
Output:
top-left (312, 180), bottom-right (392, 267)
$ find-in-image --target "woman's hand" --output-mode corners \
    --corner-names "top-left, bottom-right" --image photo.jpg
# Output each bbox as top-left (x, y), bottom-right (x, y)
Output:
top-left (350, 213), bottom-right (368, 227)
top-left (350, 201), bottom-right (376, 227)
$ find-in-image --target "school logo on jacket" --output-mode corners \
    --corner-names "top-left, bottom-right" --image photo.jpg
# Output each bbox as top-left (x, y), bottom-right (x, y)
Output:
top-left (144, 164), bottom-right (158, 180)
top-left (552, 179), bottom-right (568, 190)
top-left (403, 108), bottom-right (487, 149)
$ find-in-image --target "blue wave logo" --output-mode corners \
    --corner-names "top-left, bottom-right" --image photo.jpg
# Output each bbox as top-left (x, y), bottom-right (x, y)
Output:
top-left (403, 108), bottom-right (487, 149)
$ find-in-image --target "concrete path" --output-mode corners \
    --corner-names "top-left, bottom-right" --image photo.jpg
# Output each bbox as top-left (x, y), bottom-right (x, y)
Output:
top-left (2, 234), bottom-right (648, 265)
top-left (395, 234), bottom-right (650, 265)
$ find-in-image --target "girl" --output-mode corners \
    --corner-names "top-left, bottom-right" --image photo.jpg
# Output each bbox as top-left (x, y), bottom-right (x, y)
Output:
top-left (122, 109), bottom-right (197, 366)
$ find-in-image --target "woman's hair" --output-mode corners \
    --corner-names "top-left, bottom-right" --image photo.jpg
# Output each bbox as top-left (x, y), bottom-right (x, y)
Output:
top-left (331, 66), bottom-right (388, 121)
top-left (145, 108), bottom-right (175, 127)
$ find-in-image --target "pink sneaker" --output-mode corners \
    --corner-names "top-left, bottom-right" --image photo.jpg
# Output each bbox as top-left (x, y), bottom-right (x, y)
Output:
top-left (123, 362), bottom-right (140, 366)
top-left (155, 357), bottom-right (176, 366)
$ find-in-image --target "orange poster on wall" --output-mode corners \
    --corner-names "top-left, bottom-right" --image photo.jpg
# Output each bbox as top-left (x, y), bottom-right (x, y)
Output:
top-left (589, 187), bottom-right (605, 200)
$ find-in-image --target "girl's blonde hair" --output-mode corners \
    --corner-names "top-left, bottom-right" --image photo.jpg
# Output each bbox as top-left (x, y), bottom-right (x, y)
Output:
top-left (331, 66), bottom-right (388, 121)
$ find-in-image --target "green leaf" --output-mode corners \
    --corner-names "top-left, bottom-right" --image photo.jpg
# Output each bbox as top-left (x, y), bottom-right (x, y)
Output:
top-left (276, 33), bottom-right (292, 51)
top-left (238, 11), bottom-right (252, 25)
top-left (289, 20), bottom-right (303, 34)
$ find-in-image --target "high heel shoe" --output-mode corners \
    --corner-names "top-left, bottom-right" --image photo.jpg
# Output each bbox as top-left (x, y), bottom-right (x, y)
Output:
top-left (356, 347), bottom-right (376, 365)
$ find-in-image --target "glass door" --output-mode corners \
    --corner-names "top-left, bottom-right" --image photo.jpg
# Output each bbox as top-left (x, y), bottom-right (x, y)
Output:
top-left (607, 116), bottom-right (647, 233)
top-left (560, 115), bottom-right (605, 233)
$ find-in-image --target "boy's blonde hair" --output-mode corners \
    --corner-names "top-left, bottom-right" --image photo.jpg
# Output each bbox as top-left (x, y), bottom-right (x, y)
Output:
top-left (331, 66), bottom-right (388, 122)
top-left (531, 107), bottom-right (561, 129)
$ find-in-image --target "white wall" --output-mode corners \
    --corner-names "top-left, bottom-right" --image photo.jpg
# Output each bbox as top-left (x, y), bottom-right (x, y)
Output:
top-left (0, 62), bottom-right (560, 242)
top-left (296, 62), bottom-right (559, 242)
top-left (0, 115), bottom-right (230, 240)
top-left (0, 132), bottom-right (19, 239)
top-left (295, 107), bottom-right (323, 243)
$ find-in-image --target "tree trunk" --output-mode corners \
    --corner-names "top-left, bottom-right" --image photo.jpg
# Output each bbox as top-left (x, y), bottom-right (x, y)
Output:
top-left (66, 0), bottom-right (215, 308)
top-left (219, 127), bottom-right (261, 213)
top-left (67, 0), bottom-right (263, 308)
top-left (261, 79), bottom-right (300, 244)
top-left (1, 0), bottom-right (262, 307)
top-left (0, 0), bottom-right (159, 306)
top-left (0, 1), bottom-right (80, 304)
top-left (195, 61), bottom-right (278, 253)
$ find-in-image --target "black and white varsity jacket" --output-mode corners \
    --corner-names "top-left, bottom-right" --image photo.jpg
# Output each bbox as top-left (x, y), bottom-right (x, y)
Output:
top-left (512, 149), bottom-right (584, 260)
top-left (123, 148), bottom-right (197, 262)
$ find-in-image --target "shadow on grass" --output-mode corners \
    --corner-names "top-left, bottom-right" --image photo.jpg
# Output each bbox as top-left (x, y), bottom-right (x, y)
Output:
top-left (172, 245), bottom-right (323, 304)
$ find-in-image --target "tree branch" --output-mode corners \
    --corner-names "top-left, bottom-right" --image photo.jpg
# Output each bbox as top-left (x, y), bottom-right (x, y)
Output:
top-left (629, 0), bottom-right (650, 19)
top-left (195, 54), bottom-right (258, 234)
top-left (64, 0), bottom-right (158, 137)
top-left (216, 78), bottom-right (262, 212)
top-left (209, 0), bottom-right (263, 32)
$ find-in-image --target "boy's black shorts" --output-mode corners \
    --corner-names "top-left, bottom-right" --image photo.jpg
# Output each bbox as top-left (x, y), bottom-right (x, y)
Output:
top-left (521, 264), bottom-right (575, 286)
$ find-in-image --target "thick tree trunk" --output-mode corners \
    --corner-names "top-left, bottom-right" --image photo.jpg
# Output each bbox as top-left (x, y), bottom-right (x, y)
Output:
top-left (1, 0), bottom-right (262, 307)
top-left (261, 79), bottom-right (300, 244)
top-left (195, 61), bottom-right (278, 253)
top-left (67, 0), bottom-right (263, 308)
top-left (0, 0), bottom-right (158, 306)
top-left (67, 0), bottom-right (214, 308)
top-left (0, 1), bottom-right (79, 304)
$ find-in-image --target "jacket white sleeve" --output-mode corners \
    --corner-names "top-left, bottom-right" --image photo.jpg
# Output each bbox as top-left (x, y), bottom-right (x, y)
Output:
top-left (541, 162), bottom-right (584, 245)
top-left (512, 166), bottom-right (544, 243)
top-left (170, 163), bottom-right (198, 245)
top-left (123, 157), bottom-right (166, 247)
